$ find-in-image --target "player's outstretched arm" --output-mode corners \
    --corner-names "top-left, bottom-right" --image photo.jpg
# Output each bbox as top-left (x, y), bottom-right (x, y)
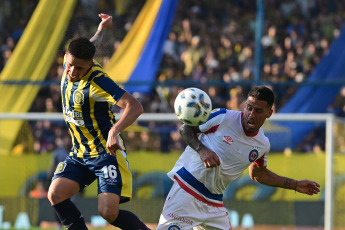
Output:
top-left (179, 124), bottom-right (220, 168)
top-left (249, 163), bottom-right (320, 196)
top-left (90, 13), bottom-right (113, 45)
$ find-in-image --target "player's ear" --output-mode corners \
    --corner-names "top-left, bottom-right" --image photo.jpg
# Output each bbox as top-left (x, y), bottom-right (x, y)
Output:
top-left (266, 108), bottom-right (273, 118)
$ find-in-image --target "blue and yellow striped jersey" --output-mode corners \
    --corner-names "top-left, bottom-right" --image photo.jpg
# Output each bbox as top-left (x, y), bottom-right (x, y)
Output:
top-left (61, 56), bottom-right (126, 158)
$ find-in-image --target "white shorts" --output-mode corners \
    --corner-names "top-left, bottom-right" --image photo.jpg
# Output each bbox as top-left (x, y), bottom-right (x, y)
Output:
top-left (156, 182), bottom-right (232, 230)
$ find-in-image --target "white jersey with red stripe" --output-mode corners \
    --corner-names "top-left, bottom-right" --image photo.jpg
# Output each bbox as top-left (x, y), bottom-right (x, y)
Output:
top-left (167, 108), bottom-right (270, 206)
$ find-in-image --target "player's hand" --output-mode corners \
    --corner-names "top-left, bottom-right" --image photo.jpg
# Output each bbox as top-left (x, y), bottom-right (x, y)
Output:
top-left (106, 127), bottom-right (123, 157)
top-left (198, 148), bottom-right (220, 168)
top-left (296, 180), bottom-right (320, 195)
top-left (98, 13), bottom-right (113, 31)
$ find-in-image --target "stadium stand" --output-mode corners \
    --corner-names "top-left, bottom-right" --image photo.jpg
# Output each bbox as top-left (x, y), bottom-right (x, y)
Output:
top-left (1, 0), bottom-right (345, 153)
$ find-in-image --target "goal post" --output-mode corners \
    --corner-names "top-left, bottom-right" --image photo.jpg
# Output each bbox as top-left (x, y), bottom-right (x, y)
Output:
top-left (0, 112), bottom-right (336, 229)
top-left (268, 113), bottom-right (335, 230)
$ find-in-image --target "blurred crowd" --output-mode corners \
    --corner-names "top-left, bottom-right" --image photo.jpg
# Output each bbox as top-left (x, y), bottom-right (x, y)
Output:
top-left (1, 0), bottom-right (345, 154)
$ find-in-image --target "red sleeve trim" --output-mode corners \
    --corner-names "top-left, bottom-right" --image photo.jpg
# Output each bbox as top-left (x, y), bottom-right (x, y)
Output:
top-left (254, 154), bottom-right (265, 167)
top-left (203, 124), bottom-right (220, 134)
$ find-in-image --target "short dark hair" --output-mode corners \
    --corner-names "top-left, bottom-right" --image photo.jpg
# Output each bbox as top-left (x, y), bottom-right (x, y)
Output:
top-left (248, 86), bottom-right (275, 108)
top-left (68, 37), bottom-right (95, 61)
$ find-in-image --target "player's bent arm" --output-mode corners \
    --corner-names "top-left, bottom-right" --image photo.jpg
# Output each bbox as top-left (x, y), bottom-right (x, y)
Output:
top-left (112, 92), bottom-right (144, 134)
top-left (106, 92), bottom-right (143, 155)
top-left (179, 124), bottom-right (204, 152)
top-left (249, 163), bottom-right (321, 195)
top-left (179, 124), bottom-right (220, 168)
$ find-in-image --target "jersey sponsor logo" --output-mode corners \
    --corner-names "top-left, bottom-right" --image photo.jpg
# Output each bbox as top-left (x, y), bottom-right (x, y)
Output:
top-left (106, 178), bottom-right (118, 185)
top-left (54, 162), bottom-right (66, 174)
top-left (248, 149), bottom-right (259, 162)
top-left (65, 116), bottom-right (85, 126)
top-left (63, 105), bottom-right (85, 126)
top-left (223, 136), bottom-right (234, 146)
top-left (73, 90), bottom-right (84, 105)
top-left (167, 213), bottom-right (193, 225)
top-left (168, 224), bottom-right (181, 230)
top-left (63, 106), bottom-right (83, 118)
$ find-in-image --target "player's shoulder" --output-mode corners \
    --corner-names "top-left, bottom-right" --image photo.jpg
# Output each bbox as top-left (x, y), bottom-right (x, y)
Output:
top-left (257, 129), bottom-right (271, 147)
top-left (201, 108), bottom-right (238, 127)
top-left (208, 108), bottom-right (227, 118)
top-left (90, 74), bottom-right (117, 91)
top-left (208, 108), bottom-right (240, 120)
top-left (89, 64), bottom-right (111, 83)
top-left (92, 59), bottom-right (104, 69)
top-left (89, 70), bottom-right (126, 95)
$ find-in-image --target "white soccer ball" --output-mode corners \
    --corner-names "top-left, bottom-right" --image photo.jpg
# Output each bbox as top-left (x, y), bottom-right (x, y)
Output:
top-left (174, 87), bottom-right (212, 126)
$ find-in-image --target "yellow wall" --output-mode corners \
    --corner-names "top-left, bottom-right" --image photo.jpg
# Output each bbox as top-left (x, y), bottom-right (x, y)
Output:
top-left (1, 152), bottom-right (345, 202)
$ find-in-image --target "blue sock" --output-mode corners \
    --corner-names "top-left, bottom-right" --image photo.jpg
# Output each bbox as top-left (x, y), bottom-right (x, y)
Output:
top-left (111, 210), bottom-right (150, 230)
top-left (52, 199), bottom-right (88, 230)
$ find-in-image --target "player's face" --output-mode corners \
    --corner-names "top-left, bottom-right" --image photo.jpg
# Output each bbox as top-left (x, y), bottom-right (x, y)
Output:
top-left (242, 96), bottom-right (273, 134)
top-left (65, 52), bottom-right (93, 82)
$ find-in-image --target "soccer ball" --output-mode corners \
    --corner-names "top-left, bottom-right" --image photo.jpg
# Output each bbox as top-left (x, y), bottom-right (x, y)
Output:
top-left (174, 88), bottom-right (212, 126)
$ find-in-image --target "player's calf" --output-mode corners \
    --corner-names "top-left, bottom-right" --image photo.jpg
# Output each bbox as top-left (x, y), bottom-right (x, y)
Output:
top-left (52, 198), bottom-right (88, 230)
top-left (111, 210), bottom-right (150, 230)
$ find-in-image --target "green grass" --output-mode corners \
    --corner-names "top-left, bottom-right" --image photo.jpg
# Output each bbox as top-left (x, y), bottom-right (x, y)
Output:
top-left (16, 228), bottom-right (111, 230)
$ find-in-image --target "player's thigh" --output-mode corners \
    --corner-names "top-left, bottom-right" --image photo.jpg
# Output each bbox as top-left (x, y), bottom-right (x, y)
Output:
top-left (161, 182), bottom-right (200, 213)
top-left (194, 221), bottom-right (232, 230)
top-left (94, 153), bottom-right (131, 201)
top-left (157, 183), bottom-right (202, 230)
top-left (48, 177), bottom-right (80, 204)
top-left (194, 206), bottom-right (232, 230)
top-left (51, 156), bottom-right (97, 191)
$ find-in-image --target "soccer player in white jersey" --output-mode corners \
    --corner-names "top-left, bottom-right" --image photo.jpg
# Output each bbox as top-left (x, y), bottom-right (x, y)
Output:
top-left (157, 86), bottom-right (320, 230)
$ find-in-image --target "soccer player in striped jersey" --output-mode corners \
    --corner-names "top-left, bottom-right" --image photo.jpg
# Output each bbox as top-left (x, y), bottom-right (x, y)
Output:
top-left (157, 86), bottom-right (320, 230)
top-left (48, 14), bottom-right (149, 230)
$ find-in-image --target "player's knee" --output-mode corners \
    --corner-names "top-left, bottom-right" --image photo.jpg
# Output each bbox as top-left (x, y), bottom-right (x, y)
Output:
top-left (98, 207), bottom-right (119, 223)
top-left (47, 188), bottom-right (60, 204)
top-left (47, 187), bottom-right (68, 205)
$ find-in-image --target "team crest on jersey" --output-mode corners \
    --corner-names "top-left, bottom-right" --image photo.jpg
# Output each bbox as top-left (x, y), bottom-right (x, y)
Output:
top-left (168, 224), bottom-right (181, 230)
top-left (97, 146), bottom-right (105, 153)
top-left (73, 90), bottom-right (84, 105)
top-left (249, 149), bottom-right (259, 162)
top-left (54, 162), bottom-right (66, 174)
